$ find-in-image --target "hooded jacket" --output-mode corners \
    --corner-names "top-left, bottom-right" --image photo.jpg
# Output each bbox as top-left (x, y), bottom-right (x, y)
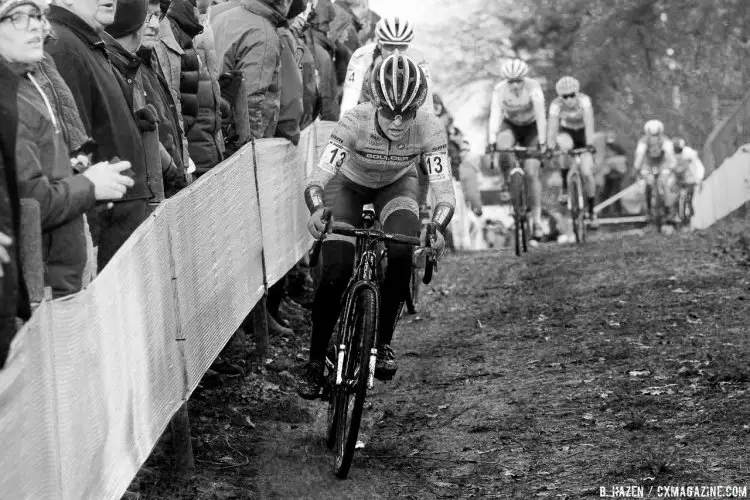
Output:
top-left (0, 59), bottom-right (30, 370)
top-left (211, 0), bottom-right (288, 141)
top-left (9, 58), bottom-right (97, 297)
top-left (189, 14), bottom-right (225, 174)
top-left (166, 0), bottom-right (203, 134)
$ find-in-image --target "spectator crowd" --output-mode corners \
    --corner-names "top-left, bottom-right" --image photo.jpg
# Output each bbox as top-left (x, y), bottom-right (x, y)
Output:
top-left (2, 0), bottom-right (473, 373)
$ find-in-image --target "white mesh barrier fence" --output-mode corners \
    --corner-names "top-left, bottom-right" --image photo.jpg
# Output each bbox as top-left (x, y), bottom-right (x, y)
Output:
top-left (0, 122), bottom-right (334, 499)
top-left (254, 138), bottom-right (313, 286)
top-left (692, 146), bottom-right (750, 229)
top-left (170, 145), bottom-right (265, 392)
top-left (0, 302), bottom-right (61, 499)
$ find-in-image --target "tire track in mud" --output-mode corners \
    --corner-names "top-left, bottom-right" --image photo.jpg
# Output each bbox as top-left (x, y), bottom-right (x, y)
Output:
top-left (250, 221), bottom-right (750, 499)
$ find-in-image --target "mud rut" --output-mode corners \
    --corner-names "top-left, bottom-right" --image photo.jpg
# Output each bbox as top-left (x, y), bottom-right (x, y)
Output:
top-left (141, 220), bottom-right (750, 499)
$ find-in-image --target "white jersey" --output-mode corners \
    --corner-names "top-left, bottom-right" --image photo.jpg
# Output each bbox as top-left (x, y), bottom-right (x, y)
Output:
top-left (674, 146), bottom-right (705, 183)
top-left (339, 42), bottom-right (435, 118)
top-left (488, 77), bottom-right (547, 143)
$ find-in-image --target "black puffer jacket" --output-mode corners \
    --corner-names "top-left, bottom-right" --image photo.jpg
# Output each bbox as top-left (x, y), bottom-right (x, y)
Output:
top-left (167, 0), bottom-right (203, 134)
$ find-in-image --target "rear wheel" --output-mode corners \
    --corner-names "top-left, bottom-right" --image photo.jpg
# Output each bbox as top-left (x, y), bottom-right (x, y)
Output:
top-left (510, 167), bottom-right (525, 257)
top-left (331, 288), bottom-right (377, 479)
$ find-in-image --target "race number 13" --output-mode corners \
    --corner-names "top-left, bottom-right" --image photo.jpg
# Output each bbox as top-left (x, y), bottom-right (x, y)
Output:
top-left (425, 152), bottom-right (451, 182)
top-left (322, 142), bottom-right (348, 170)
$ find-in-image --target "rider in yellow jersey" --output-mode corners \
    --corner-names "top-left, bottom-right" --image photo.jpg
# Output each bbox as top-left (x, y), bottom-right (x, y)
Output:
top-left (547, 76), bottom-right (599, 228)
top-left (487, 59), bottom-right (547, 240)
top-left (297, 54), bottom-right (455, 399)
top-left (633, 119), bottom-right (677, 218)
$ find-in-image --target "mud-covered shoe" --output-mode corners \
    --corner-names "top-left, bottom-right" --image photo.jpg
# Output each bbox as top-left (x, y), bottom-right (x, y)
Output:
top-left (588, 213), bottom-right (600, 230)
top-left (295, 359), bottom-right (324, 400)
top-left (374, 344), bottom-right (398, 381)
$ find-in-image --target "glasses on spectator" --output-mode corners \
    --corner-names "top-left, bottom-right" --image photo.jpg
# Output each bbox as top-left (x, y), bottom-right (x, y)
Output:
top-left (562, 93), bottom-right (577, 100)
top-left (507, 78), bottom-right (524, 84)
top-left (0, 10), bottom-right (44, 30)
top-left (145, 11), bottom-right (162, 24)
top-left (378, 106), bottom-right (417, 122)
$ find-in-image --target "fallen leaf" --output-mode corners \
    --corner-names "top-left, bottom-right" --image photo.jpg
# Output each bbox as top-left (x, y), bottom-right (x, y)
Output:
top-left (672, 288), bottom-right (688, 293)
top-left (438, 404), bottom-right (450, 410)
top-left (629, 370), bottom-right (651, 377)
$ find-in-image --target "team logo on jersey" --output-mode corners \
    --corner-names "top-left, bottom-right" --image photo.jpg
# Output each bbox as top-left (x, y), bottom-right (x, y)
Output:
top-left (363, 152), bottom-right (419, 162)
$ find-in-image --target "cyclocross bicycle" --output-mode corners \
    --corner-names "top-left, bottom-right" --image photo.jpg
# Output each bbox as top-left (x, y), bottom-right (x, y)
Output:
top-left (676, 180), bottom-right (696, 227)
top-left (310, 207), bottom-right (436, 478)
top-left (492, 145), bottom-right (545, 256)
top-left (642, 165), bottom-right (670, 232)
top-left (553, 145), bottom-right (596, 244)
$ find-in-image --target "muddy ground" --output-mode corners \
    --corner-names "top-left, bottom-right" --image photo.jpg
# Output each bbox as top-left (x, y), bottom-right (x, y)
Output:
top-left (136, 214), bottom-right (750, 499)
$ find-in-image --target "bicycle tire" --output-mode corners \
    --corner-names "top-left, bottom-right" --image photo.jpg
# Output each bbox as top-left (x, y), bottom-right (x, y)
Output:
top-left (405, 266), bottom-right (420, 314)
top-left (510, 169), bottom-right (525, 257)
top-left (570, 173), bottom-right (585, 244)
top-left (332, 287), bottom-right (377, 479)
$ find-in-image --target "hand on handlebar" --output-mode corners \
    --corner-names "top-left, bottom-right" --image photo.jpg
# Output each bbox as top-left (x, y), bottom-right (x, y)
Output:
top-left (419, 222), bottom-right (445, 259)
top-left (307, 207), bottom-right (331, 239)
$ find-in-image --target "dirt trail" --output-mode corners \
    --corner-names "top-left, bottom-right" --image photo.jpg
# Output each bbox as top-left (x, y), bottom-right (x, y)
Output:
top-left (139, 217), bottom-right (750, 499)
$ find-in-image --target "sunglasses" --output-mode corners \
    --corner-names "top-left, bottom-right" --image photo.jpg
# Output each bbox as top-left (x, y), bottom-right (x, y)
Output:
top-left (379, 106), bottom-right (417, 122)
top-left (507, 78), bottom-right (524, 84)
top-left (562, 93), bottom-right (577, 99)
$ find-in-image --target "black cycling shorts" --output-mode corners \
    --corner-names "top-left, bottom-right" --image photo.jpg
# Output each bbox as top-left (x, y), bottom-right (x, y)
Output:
top-left (323, 171), bottom-right (420, 227)
top-left (499, 119), bottom-right (539, 149)
top-left (560, 126), bottom-right (586, 149)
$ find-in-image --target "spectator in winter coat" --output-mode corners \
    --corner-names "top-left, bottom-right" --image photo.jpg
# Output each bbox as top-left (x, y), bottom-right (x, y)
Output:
top-left (289, 4), bottom-right (321, 131)
top-left (3, 0), bottom-right (135, 294)
top-left (329, 0), bottom-right (360, 88)
top-left (105, 0), bottom-right (184, 198)
top-left (305, 0), bottom-right (338, 120)
top-left (153, 1), bottom-right (190, 168)
top-left (211, 0), bottom-right (292, 143)
top-left (139, 0), bottom-right (187, 196)
top-left (45, 0), bottom-right (151, 269)
top-left (274, 0), bottom-right (304, 145)
top-left (0, 58), bottom-right (29, 370)
top-left (165, 0), bottom-right (203, 139)
top-left (190, 0), bottom-right (226, 175)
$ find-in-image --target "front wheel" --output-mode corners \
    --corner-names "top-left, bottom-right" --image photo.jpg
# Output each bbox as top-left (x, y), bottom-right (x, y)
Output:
top-left (405, 265), bottom-right (420, 314)
top-left (330, 287), bottom-right (377, 479)
top-left (569, 173), bottom-right (586, 244)
top-left (510, 168), bottom-right (525, 257)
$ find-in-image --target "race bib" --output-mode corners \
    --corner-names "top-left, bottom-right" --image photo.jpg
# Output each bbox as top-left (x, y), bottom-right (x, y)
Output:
top-left (423, 151), bottom-right (452, 182)
top-left (320, 141), bottom-right (350, 174)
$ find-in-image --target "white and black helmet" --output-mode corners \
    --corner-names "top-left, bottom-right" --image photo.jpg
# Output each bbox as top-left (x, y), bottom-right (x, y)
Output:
top-left (644, 119), bottom-right (664, 136)
top-left (375, 16), bottom-right (415, 45)
top-left (370, 54), bottom-right (428, 116)
top-left (501, 58), bottom-right (529, 80)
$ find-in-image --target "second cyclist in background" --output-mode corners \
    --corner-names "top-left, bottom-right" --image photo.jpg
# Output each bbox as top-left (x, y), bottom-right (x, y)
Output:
top-left (547, 76), bottom-right (599, 228)
top-left (339, 16), bottom-right (434, 117)
top-left (671, 137), bottom-right (705, 221)
top-left (633, 119), bottom-right (677, 220)
top-left (487, 59), bottom-right (548, 240)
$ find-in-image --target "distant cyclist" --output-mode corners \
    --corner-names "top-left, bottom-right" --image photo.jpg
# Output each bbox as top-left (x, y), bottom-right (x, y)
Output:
top-left (671, 137), bottom-right (705, 219)
top-left (339, 16), bottom-right (434, 117)
top-left (297, 54), bottom-right (455, 399)
top-left (487, 58), bottom-right (547, 240)
top-left (633, 119), bottom-right (677, 217)
top-left (547, 76), bottom-right (599, 228)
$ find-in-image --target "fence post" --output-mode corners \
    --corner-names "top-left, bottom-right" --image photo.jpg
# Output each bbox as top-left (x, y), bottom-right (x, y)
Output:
top-left (249, 139), bottom-right (270, 359)
top-left (19, 199), bottom-right (44, 304)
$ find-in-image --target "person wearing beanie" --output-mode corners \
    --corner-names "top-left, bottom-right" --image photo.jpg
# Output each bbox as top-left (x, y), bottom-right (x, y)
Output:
top-left (46, 0), bottom-right (152, 270)
top-left (103, 0), bottom-right (182, 203)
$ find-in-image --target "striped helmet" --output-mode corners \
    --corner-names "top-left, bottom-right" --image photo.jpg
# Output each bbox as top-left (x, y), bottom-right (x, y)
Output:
top-left (370, 54), bottom-right (428, 115)
top-left (500, 58), bottom-right (529, 80)
top-left (375, 16), bottom-right (415, 45)
top-left (555, 76), bottom-right (580, 96)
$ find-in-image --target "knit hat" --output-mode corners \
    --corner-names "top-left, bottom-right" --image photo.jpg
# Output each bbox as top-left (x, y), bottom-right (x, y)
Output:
top-left (106, 0), bottom-right (147, 38)
top-left (0, 0), bottom-right (45, 19)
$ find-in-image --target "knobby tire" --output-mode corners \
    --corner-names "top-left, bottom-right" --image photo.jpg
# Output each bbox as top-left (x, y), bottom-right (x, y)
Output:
top-left (331, 288), bottom-right (377, 479)
top-left (406, 265), bottom-right (420, 314)
top-left (570, 173), bottom-right (585, 244)
top-left (510, 170), bottom-right (525, 257)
